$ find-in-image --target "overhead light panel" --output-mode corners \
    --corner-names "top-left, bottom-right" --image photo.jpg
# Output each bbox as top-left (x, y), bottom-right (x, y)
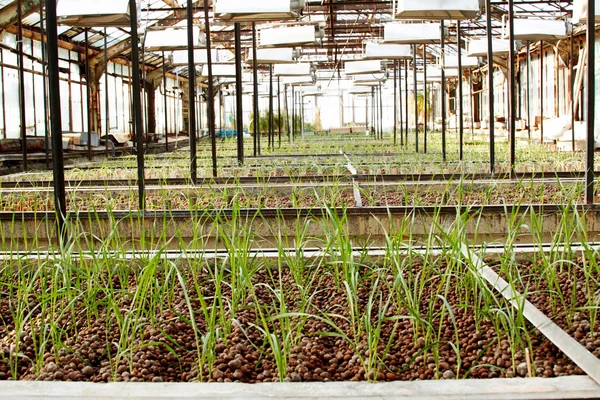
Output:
top-left (247, 48), bottom-right (301, 65)
top-left (145, 27), bottom-right (206, 51)
top-left (282, 75), bottom-right (316, 86)
top-left (363, 43), bottom-right (412, 60)
top-left (467, 39), bottom-right (513, 57)
top-left (384, 23), bottom-right (442, 45)
top-left (572, 0), bottom-right (600, 23)
top-left (395, 0), bottom-right (483, 20)
top-left (56, 0), bottom-right (139, 27)
top-left (274, 63), bottom-right (312, 76)
top-left (201, 64), bottom-right (237, 78)
top-left (259, 23), bottom-right (324, 47)
top-left (345, 60), bottom-right (385, 76)
top-left (171, 49), bottom-right (224, 66)
top-left (511, 19), bottom-right (568, 41)
top-left (444, 55), bottom-right (480, 70)
top-left (215, 0), bottom-right (305, 23)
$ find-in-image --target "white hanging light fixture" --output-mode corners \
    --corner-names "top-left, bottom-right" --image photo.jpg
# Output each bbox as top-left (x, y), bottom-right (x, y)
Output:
top-left (274, 63), bottom-right (312, 76)
top-left (215, 0), bottom-right (305, 23)
top-left (572, 0), bottom-right (600, 23)
top-left (144, 26), bottom-right (206, 51)
top-left (259, 23), bottom-right (325, 47)
top-left (395, 0), bottom-right (483, 20)
top-left (344, 60), bottom-right (385, 76)
top-left (247, 48), bottom-right (301, 65)
top-left (56, 0), bottom-right (140, 27)
top-left (363, 43), bottom-right (413, 60)
top-left (511, 19), bottom-right (568, 41)
top-left (384, 23), bottom-right (442, 45)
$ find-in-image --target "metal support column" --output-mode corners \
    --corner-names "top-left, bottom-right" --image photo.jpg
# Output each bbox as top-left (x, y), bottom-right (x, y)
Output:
top-left (441, 20), bottom-right (447, 161)
top-left (269, 64), bottom-right (274, 150)
top-left (379, 82), bottom-right (383, 140)
top-left (187, 0), bottom-right (197, 182)
top-left (234, 23), bottom-right (244, 164)
top-left (570, 30), bottom-right (576, 152)
top-left (85, 29), bottom-right (92, 161)
top-left (46, 0), bottom-right (66, 238)
top-left (203, 0), bottom-right (217, 177)
top-left (39, 0), bottom-right (50, 169)
top-left (457, 21), bottom-right (464, 161)
top-left (508, 0), bottom-right (516, 176)
top-left (586, 0), bottom-right (596, 204)
top-left (526, 41), bottom-right (531, 141)
top-left (540, 39), bottom-right (544, 143)
top-left (423, 46), bottom-right (428, 154)
top-left (129, 0), bottom-right (146, 209)
top-left (404, 59), bottom-right (409, 147)
top-left (278, 76), bottom-right (281, 148)
top-left (399, 60), bottom-right (404, 146)
top-left (17, 0), bottom-right (27, 171)
top-left (413, 45), bottom-right (418, 152)
top-left (162, 52), bottom-right (169, 153)
top-left (252, 23), bottom-right (259, 157)
top-left (393, 60), bottom-right (397, 146)
top-left (485, 0), bottom-right (495, 173)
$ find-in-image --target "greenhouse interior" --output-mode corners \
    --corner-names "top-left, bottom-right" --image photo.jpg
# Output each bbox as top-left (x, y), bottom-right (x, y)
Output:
top-left (2, 0), bottom-right (600, 398)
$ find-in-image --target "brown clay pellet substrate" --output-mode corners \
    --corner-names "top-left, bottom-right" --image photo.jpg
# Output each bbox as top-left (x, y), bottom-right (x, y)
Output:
top-left (0, 259), bottom-right (585, 383)
top-left (492, 257), bottom-right (600, 373)
top-left (363, 185), bottom-right (585, 207)
top-left (0, 183), bottom-right (587, 212)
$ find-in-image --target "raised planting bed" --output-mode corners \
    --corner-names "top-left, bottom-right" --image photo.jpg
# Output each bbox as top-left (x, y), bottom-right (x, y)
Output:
top-left (0, 178), bottom-right (589, 212)
top-left (0, 249), bottom-right (596, 383)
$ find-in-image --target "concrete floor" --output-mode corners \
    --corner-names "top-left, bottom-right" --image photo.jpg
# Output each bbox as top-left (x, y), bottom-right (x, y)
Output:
top-left (0, 376), bottom-right (599, 400)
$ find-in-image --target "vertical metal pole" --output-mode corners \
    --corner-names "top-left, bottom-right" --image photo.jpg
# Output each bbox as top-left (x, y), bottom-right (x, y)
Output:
top-left (285, 84), bottom-right (290, 143)
top-left (404, 58), bottom-right (409, 147)
top-left (203, 0), bottom-right (217, 178)
top-left (393, 60), bottom-right (397, 146)
top-left (17, 0), bottom-right (27, 171)
top-left (85, 29), bottom-right (92, 161)
top-left (371, 86), bottom-right (376, 138)
top-left (508, 0), bottom-right (516, 176)
top-left (291, 86), bottom-right (295, 139)
top-left (46, 0), bottom-right (66, 238)
top-left (234, 23), bottom-right (244, 164)
top-left (269, 64), bottom-right (274, 150)
top-left (540, 39), bottom-right (544, 143)
top-left (39, 0), bottom-right (49, 169)
top-left (486, 0), bottom-right (495, 173)
top-left (399, 60), bottom-right (404, 146)
top-left (300, 87), bottom-right (305, 139)
top-left (130, 0), bottom-right (145, 209)
top-left (162, 52), bottom-right (169, 152)
top-left (586, 0), bottom-right (596, 205)
top-left (570, 29), bottom-right (576, 152)
top-left (526, 41), bottom-right (531, 141)
top-left (379, 82), bottom-right (383, 140)
top-left (278, 76), bottom-right (281, 148)
top-left (470, 69), bottom-right (475, 140)
top-left (103, 29), bottom-right (109, 156)
top-left (252, 23), bottom-right (259, 157)
top-left (441, 20), bottom-right (446, 161)
top-left (0, 51), bottom-right (6, 141)
top-left (457, 21), bottom-right (464, 161)
top-left (187, 0), bottom-right (198, 182)
top-left (423, 46), bottom-right (428, 154)
top-left (413, 45), bottom-right (418, 152)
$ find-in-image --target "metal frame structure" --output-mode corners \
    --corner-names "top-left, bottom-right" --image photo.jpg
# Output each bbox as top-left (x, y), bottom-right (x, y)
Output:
top-left (0, 0), bottom-right (593, 244)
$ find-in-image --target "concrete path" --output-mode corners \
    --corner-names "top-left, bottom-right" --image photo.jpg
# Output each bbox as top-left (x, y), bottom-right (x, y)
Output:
top-left (0, 376), bottom-right (599, 399)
